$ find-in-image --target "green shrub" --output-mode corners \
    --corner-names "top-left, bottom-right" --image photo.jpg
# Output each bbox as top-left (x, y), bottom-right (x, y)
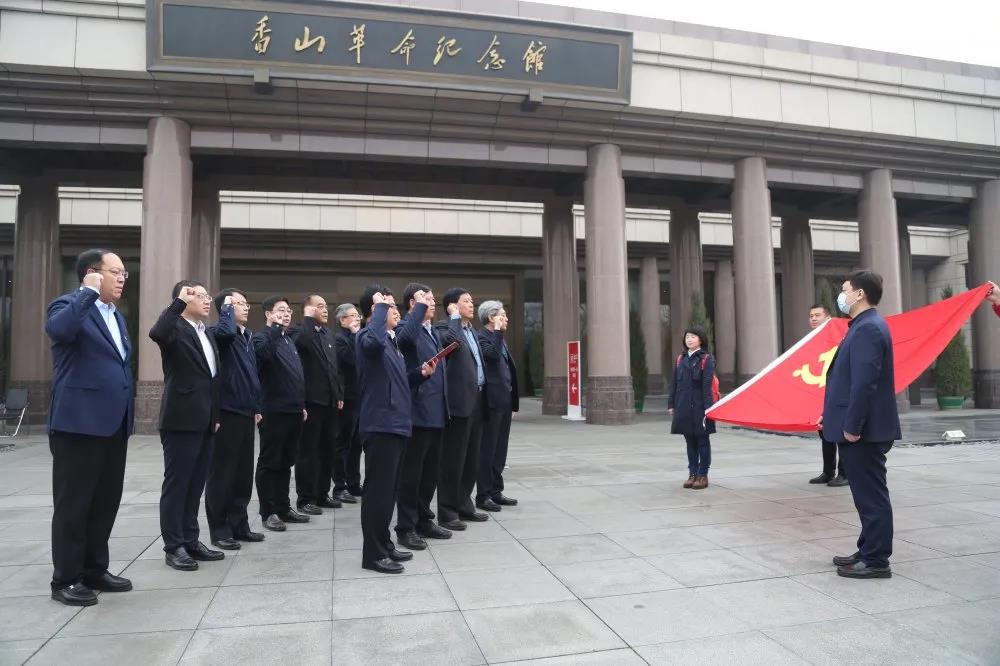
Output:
top-left (629, 308), bottom-right (648, 401)
top-left (933, 287), bottom-right (972, 397)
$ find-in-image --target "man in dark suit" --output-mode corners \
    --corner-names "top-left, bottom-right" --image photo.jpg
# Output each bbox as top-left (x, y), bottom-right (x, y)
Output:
top-left (149, 280), bottom-right (227, 572)
top-left (476, 300), bottom-right (520, 512)
top-left (291, 294), bottom-right (345, 515)
top-left (253, 296), bottom-right (310, 532)
top-left (808, 303), bottom-right (848, 488)
top-left (356, 285), bottom-right (436, 574)
top-left (205, 288), bottom-right (265, 551)
top-left (821, 270), bottom-right (901, 579)
top-left (395, 283), bottom-right (453, 550)
top-left (434, 287), bottom-right (488, 531)
top-left (332, 303), bottom-right (363, 502)
top-left (46, 249), bottom-right (134, 606)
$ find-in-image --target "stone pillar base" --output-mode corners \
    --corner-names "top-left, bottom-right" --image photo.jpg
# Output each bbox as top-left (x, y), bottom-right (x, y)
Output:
top-left (896, 393), bottom-right (910, 414)
top-left (135, 381), bottom-right (164, 435)
top-left (585, 376), bottom-right (634, 425)
top-left (9, 380), bottom-right (52, 427)
top-left (718, 374), bottom-right (738, 394)
top-left (542, 376), bottom-right (567, 416)
top-left (974, 370), bottom-right (1000, 409)
top-left (647, 373), bottom-right (666, 396)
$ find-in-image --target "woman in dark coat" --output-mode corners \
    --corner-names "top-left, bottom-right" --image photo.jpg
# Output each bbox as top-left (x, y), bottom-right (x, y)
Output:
top-left (667, 325), bottom-right (716, 490)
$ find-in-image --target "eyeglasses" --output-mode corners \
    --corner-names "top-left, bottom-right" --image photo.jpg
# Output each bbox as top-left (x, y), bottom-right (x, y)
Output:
top-left (96, 268), bottom-right (129, 280)
top-left (194, 293), bottom-right (212, 302)
top-left (272, 307), bottom-right (292, 314)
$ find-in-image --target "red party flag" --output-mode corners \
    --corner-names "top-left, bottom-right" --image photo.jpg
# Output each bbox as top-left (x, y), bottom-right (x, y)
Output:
top-left (705, 283), bottom-right (991, 432)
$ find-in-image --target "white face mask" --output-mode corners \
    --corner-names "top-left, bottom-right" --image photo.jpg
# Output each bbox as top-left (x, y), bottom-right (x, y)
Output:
top-left (837, 290), bottom-right (860, 315)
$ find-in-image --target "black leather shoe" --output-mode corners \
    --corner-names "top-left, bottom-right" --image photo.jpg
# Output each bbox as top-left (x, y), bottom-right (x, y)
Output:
top-left (388, 548), bottom-right (413, 562)
top-left (493, 494), bottom-right (518, 506)
top-left (397, 532), bottom-right (427, 550)
top-left (362, 558), bottom-right (403, 574)
top-left (278, 510), bottom-right (310, 523)
top-left (417, 523), bottom-right (452, 539)
top-left (827, 475), bottom-right (849, 487)
top-left (297, 503), bottom-right (323, 516)
top-left (82, 571), bottom-right (132, 592)
top-left (51, 582), bottom-right (98, 606)
top-left (186, 541), bottom-right (225, 561)
top-left (837, 561), bottom-right (891, 579)
top-left (833, 552), bottom-right (861, 567)
top-left (440, 519), bottom-right (467, 531)
top-left (348, 486), bottom-right (364, 498)
top-left (263, 514), bottom-right (287, 531)
top-left (211, 538), bottom-right (241, 550)
top-left (476, 498), bottom-right (502, 512)
top-left (809, 473), bottom-right (832, 484)
top-left (460, 511), bottom-right (489, 522)
top-left (234, 530), bottom-right (266, 542)
top-left (333, 490), bottom-right (357, 504)
top-left (319, 495), bottom-right (344, 508)
top-left (165, 547), bottom-right (198, 571)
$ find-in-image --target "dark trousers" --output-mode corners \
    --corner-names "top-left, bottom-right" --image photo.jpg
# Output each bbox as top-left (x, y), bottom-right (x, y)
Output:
top-left (255, 411), bottom-right (302, 518)
top-left (683, 434), bottom-right (711, 475)
top-left (838, 439), bottom-right (894, 568)
top-left (438, 392), bottom-right (484, 522)
top-left (360, 433), bottom-right (406, 563)
top-left (821, 434), bottom-right (846, 477)
top-left (477, 408), bottom-right (512, 503)
top-left (49, 426), bottom-right (128, 589)
top-left (206, 410), bottom-right (255, 541)
top-left (333, 400), bottom-right (363, 494)
top-left (160, 428), bottom-right (214, 552)
top-left (396, 426), bottom-right (443, 535)
top-left (296, 402), bottom-right (337, 507)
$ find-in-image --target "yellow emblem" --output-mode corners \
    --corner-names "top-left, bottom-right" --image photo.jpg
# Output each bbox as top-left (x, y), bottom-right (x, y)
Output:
top-left (793, 346), bottom-right (838, 388)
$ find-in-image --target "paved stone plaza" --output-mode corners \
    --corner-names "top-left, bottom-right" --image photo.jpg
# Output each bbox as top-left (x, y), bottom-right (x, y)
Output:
top-left (1, 401), bottom-right (999, 665)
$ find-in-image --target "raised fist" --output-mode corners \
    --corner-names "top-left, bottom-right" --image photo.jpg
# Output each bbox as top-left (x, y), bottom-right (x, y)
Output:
top-left (413, 290), bottom-right (428, 306)
top-left (264, 310), bottom-right (276, 326)
top-left (349, 321), bottom-right (361, 334)
top-left (447, 303), bottom-right (458, 316)
top-left (178, 286), bottom-right (197, 304)
top-left (223, 295), bottom-right (232, 306)
top-left (303, 304), bottom-right (317, 318)
top-left (82, 271), bottom-right (103, 291)
top-left (372, 292), bottom-right (385, 305)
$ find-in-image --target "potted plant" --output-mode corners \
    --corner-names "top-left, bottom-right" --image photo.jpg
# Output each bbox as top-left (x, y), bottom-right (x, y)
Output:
top-left (528, 329), bottom-right (544, 397)
top-left (932, 288), bottom-right (972, 409)
top-left (630, 309), bottom-right (648, 412)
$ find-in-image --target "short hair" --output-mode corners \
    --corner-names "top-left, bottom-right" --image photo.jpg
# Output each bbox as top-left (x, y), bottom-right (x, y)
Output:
top-left (75, 248), bottom-right (111, 282)
top-left (809, 303), bottom-right (830, 315)
top-left (335, 303), bottom-right (357, 320)
top-left (360, 284), bottom-right (393, 316)
top-left (213, 288), bottom-right (246, 315)
top-left (171, 279), bottom-right (205, 300)
top-left (684, 325), bottom-right (709, 352)
top-left (303, 294), bottom-right (323, 307)
top-left (442, 287), bottom-right (470, 310)
top-left (478, 300), bottom-right (504, 325)
top-left (845, 270), bottom-right (883, 306)
top-left (261, 294), bottom-right (289, 313)
top-left (402, 282), bottom-right (431, 312)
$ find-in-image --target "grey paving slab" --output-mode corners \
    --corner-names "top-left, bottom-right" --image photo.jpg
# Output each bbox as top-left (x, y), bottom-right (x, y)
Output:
top-left (181, 621), bottom-right (332, 665)
top-left (645, 548), bottom-right (782, 587)
top-left (756, 514), bottom-right (859, 540)
top-left (241, 528), bottom-right (333, 555)
top-left (733, 539), bottom-right (843, 576)
top-left (444, 565), bottom-right (574, 610)
top-left (549, 557), bottom-right (683, 599)
top-left (27, 630), bottom-right (192, 666)
top-left (57, 588), bottom-right (216, 636)
top-left (331, 573), bottom-right (457, 620)
top-left (223, 550), bottom-right (334, 586)
top-left (687, 522), bottom-right (797, 548)
top-left (498, 516), bottom-right (594, 539)
top-left (429, 539), bottom-right (538, 572)
top-left (520, 534), bottom-right (632, 565)
top-left (893, 556), bottom-right (1000, 601)
top-left (896, 522), bottom-right (1000, 555)
top-left (807, 534), bottom-right (952, 563)
top-left (497, 648), bottom-right (647, 665)
top-left (122, 556), bottom-right (235, 591)
top-left (424, 518), bottom-right (514, 544)
top-left (331, 611), bottom-right (483, 665)
top-left (605, 528), bottom-right (717, 557)
top-left (0, 596), bottom-right (80, 641)
top-left (793, 570), bottom-right (960, 613)
top-left (695, 578), bottom-right (863, 629)
top-left (0, 639), bottom-right (44, 666)
top-left (333, 548), bottom-right (437, 579)
top-left (876, 597), bottom-right (1000, 665)
top-left (200, 580), bottom-right (332, 628)
top-left (635, 631), bottom-right (809, 665)
top-left (0, 542), bottom-right (49, 567)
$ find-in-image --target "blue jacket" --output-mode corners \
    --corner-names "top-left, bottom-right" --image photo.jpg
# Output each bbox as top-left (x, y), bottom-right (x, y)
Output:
top-left (822, 308), bottom-right (902, 443)
top-left (396, 303), bottom-right (449, 429)
top-left (46, 287), bottom-right (134, 437)
top-left (208, 306), bottom-right (262, 417)
top-left (668, 348), bottom-right (716, 436)
top-left (477, 328), bottom-right (519, 413)
top-left (252, 324), bottom-right (306, 414)
top-left (356, 303), bottom-right (427, 438)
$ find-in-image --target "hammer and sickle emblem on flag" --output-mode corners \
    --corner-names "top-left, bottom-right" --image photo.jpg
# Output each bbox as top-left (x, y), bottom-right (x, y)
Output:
top-left (792, 346), bottom-right (838, 388)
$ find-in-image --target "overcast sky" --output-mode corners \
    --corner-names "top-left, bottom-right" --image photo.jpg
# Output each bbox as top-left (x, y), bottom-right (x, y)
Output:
top-left (535, 0), bottom-right (1000, 67)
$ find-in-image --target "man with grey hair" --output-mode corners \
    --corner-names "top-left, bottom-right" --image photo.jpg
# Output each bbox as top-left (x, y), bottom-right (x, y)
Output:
top-left (333, 302), bottom-right (363, 502)
top-left (476, 300), bottom-right (519, 512)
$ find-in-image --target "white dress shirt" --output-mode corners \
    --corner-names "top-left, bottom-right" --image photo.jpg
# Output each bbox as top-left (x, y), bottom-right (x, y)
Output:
top-left (83, 286), bottom-right (126, 359)
top-left (186, 318), bottom-right (217, 377)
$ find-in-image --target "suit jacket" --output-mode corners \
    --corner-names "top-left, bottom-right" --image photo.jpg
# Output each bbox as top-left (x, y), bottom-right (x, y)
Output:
top-left (46, 287), bottom-right (134, 437)
top-left (822, 308), bottom-right (901, 443)
top-left (334, 328), bottom-right (359, 403)
top-left (477, 328), bottom-right (519, 413)
top-left (668, 348), bottom-right (716, 436)
top-left (149, 298), bottom-right (224, 432)
top-left (434, 316), bottom-right (484, 419)
top-left (397, 303), bottom-right (449, 429)
top-left (290, 316), bottom-right (344, 407)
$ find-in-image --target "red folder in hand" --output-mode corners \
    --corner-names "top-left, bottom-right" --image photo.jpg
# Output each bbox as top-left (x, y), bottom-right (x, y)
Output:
top-left (424, 341), bottom-right (459, 366)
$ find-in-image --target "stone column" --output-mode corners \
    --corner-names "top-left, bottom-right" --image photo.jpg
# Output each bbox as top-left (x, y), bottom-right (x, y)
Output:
top-left (10, 177), bottom-right (60, 423)
top-left (190, 185), bottom-right (221, 297)
top-left (713, 259), bottom-right (737, 391)
top-left (780, 211), bottom-right (815, 349)
top-left (732, 157), bottom-right (778, 384)
top-left (136, 117), bottom-right (193, 433)
top-left (858, 168), bottom-right (908, 411)
top-left (897, 221), bottom-right (919, 404)
top-left (910, 266), bottom-right (930, 405)
top-left (969, 179), bottom-right (1000, 408)
top-left (583, 144), bottom-right (633, 424)
top-left (541, 196), bottom-right (580, 415)
top-left (639, 256), bottom-right (664, 393)
top-left (668, 204), bottom-right (703, 352)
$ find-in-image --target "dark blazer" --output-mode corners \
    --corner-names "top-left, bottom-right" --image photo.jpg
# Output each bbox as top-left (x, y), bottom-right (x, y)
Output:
top-left (208, 309), bottom-right (261, 417)
top-left (434, 316), bottom-right (483, 419)
top-left (397, 303), bottom-right (449, 429)
top-left (334, 328), bottom-right (359, 403)
top-left (46, 287), bottom-right (134, 437)
top-left (252, 323), bottom-right (306, 414)
top-left (290, 316), bottom-right (344, 407)
top-left (148, 298), bottom-right (225, 432)
top-left (668, 348), bottom-right (716, 436)
top-left (822, 308), bottom-right (901, 443)
top-left (477, 328), bottom-right (519, 413)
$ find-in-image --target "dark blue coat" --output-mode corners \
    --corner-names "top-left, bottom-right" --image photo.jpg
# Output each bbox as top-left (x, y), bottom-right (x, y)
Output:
top-left (477, 328), bottom-right (519, 413)
top-left (822, 308), bottom-right (901, 443)
top-left (252, 324), bottom-right (306, 414)
top-left (209, 307), bottom-right (262, 417)
top-left (396, 303), bottom-right (449, 429)
top-left (668, 348), bottom-right (716, 436)
top-left (46, 287), bottom-right (134, 437)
